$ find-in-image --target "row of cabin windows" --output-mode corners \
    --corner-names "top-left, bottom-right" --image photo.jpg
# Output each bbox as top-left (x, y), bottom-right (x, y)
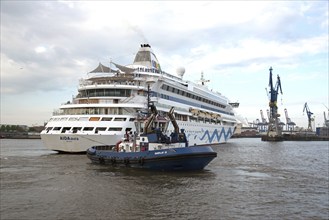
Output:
top-left (60, 107), bottom-right (133, 116)
top-left (49, 116), bottom-right (135, 122)
top-left (161, 84), bottom-right (226, 109)
top-left (45, 121), bottom-right (233, 134)
top-left (46, 126), bottom-right (130, 133)
top-left (76, 89), bottom-right (132, 98)
top-left (63, 107), bottom-right (124, 115)
top-left (50, 114), bottom-right (224, 125)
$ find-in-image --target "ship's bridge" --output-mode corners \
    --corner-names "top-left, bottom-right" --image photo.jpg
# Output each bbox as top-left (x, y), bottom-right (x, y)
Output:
top-left (133, 44), bottom-right (161, 71)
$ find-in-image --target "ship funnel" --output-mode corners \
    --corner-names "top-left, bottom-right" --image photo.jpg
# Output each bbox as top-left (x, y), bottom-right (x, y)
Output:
top-left (133, 44), bottom-right (161, 72)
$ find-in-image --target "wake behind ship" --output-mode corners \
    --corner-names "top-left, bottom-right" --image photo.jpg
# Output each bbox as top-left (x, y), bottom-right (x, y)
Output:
top-left (41, 44), bottom-right (238, 153)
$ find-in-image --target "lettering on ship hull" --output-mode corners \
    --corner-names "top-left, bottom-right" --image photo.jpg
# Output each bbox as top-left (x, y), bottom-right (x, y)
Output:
top-left (60, 136), bottom-right (79, 141)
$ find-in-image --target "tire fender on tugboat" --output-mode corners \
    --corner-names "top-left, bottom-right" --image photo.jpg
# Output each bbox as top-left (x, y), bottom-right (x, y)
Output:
top-left (124, 157), bottom-right (130, 166)
top-left (99, 157), bottom-right (105, 164)
top-left (138, 157), bottom-right (145, 166)
top-left (110, 157), bottom-right (116, 165)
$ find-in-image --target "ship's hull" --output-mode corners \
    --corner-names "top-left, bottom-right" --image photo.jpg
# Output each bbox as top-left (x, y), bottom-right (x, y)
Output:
top-left (87, 146), bottom-right (217, 171)
top-left (41, 122), bottom-right (235, 153)
top-left (40, 133), bottom-right (122, 153)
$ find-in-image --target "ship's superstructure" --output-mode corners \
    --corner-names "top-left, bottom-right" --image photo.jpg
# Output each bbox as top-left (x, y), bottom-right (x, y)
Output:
top-left (41, 44), bottom-right (238, 152)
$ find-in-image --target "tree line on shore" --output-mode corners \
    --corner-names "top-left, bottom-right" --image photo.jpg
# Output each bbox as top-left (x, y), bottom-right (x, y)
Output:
top-left (0, 124), bottom-right (44, 133)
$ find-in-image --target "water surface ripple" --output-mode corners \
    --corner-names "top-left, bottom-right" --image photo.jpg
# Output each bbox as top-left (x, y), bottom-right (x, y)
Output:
top-left (1, 139), bottom-right (328, 219)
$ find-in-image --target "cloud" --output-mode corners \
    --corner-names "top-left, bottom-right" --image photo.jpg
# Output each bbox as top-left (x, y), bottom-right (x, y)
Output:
top-left (1, 1), bottom-right (328, 126)
top-left (1, 1), bottom-right (327, 81)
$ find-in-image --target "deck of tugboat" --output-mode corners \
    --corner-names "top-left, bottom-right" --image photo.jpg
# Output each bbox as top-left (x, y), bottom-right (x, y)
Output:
top-left (86, 145), bottom-right (217, 171)
top-left (87, 145), bottom-right (217, 159)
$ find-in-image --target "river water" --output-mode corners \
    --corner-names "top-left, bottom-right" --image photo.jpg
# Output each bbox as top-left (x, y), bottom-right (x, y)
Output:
top-left (0, 138), bottom-right (328, 220)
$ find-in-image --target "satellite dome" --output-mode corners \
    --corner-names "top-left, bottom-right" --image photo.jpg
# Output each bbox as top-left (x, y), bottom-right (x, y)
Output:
top-left (176, 67), bottom-right (185, 78)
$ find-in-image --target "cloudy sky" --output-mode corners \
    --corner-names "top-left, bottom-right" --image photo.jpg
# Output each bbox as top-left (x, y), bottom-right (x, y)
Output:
top-left (1, 1), bottom-right (328, 128)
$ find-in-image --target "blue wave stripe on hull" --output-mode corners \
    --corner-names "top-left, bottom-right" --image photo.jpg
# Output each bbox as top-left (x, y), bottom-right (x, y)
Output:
top-left (199, 127), bottom-right (233, 143)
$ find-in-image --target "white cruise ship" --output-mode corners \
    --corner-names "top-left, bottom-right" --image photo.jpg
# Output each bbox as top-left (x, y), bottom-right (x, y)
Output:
top-left (40, 44), bottom-right (238, 153)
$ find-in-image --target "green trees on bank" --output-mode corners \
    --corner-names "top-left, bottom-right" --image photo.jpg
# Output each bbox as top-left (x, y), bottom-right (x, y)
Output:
top-left (0, 125), bottom-right (27, 132)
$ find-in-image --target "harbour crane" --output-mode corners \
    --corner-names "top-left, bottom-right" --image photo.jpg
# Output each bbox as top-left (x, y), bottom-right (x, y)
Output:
top-left (284, 108), bottom-right (296, 131)
top-left (268, 67), bottom-right (283, 118)
top-left (324, 111), bottom-right (329, 127)
top-left (258, 110), bottom-right (268, 132)
top-left (323, 104), bottom-right (329, 127)
top-left (265, 67), bottom-right (283, 139)
top-left (260, 110), bottom-right (267, 124)
top-left (303, 102), bottom-right (313, 131)
top-left (266, 109), bottom-right (270, 121)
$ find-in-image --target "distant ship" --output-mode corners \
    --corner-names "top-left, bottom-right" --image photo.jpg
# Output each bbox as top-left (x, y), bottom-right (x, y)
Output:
top-left (40, 44), bottom-right (238, 153)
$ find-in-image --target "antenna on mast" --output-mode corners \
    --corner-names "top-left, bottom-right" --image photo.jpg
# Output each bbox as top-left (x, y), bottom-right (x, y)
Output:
top-left (199, 71), bottom-right (210, 86)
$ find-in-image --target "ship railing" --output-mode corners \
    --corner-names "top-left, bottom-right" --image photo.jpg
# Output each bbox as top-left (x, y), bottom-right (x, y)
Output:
top-left (161, 71), bottom-right (181, 81)
top-left (79, 79), bottom-right (93, 86)
top-left (52, 109), bottom-right (63, 116)
top-left (155, 103), bottom-right (187, 113)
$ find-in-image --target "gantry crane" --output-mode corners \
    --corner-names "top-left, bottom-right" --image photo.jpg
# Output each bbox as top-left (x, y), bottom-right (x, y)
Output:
top-left (284, 108), bottom-right (296, 131)
top-left (324, 105), bottom-right (329, 128)
top-left (303, 102), bottom-right (313, 131)
top-left (260, 110), bottom-right (267, 124)
top-left (265, 67), bottom-right (283, 139)
top-left (324, 112), bottom-right (329, 127)
top-left (258, 110), bottom-right (268, 132)
top-left (266, 109), bottom-right (270, 122)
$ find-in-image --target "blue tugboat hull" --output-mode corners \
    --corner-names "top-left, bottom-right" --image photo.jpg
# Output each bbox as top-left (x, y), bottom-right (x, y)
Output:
top-left (87, 146), bottom-right (217, 171)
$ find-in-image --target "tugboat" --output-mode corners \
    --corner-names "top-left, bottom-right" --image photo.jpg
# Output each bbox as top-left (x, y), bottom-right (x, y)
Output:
top-left (86, 105), bottom-right (217, 171)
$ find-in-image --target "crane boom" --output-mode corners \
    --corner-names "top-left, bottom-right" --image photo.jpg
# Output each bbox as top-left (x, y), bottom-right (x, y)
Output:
top-left (324, 111), bottom-right (329, 127)
top-left (284, 108), bottom-right (291, 124)
top-left (266, 109), bottom-right (270, 121)
top-left (269, 67), bottom-right (283, 104)
top-left (284, 108), bottom-right (296, 131)
top-left (260, 110), bottom-right (267, 123)
top-left (303, 102), bottom-right (313, 131)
